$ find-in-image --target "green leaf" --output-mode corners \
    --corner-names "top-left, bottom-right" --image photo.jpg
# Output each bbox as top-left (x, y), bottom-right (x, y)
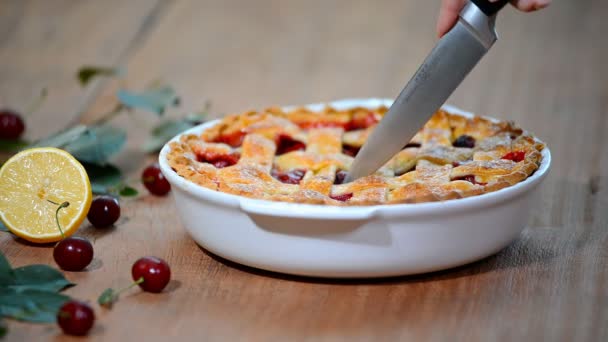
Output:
top-left (0, 221), bottom-right (8, 233)
top-left (97, 288), bottom-right (117, 308)
top-left (33, 125), bottom-right (126, 165)
top-left (84, 163), bottom-right (122, 194)
top-left (0, 139), bottom-right (29, 153)
top-left (143, 119), bottom-right (194, 153)
top-left (0, 289), bottom-right (70, 323)
top-left (0, 253), bottom-right (15, 287)
top-left (11, 265), bottom-right (73, 293)
top-left (0, 253), bottom-right (74, 324)
top-left (0, 317), bottom-right (6, 338)
top-left (119, 186), bottom-right (138, 197)
top-left (83, 164), bottom-right (138, 197)
top-left (184, 112), bottom-right (207, 124)
top-left (66, 126), bottom-right (126, 165)
top-left (77, 66), bottom-right (121, 86)
top-left (117, 85), bottom-right (179, 115)
top-left (31, 125), bottom-right (88, 149)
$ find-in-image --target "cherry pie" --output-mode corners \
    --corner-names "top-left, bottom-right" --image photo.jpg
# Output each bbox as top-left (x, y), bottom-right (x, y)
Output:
top-left (166, 105), bottom-right (544, 205)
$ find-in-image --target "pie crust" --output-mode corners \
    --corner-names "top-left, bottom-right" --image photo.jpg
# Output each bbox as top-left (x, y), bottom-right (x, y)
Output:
top-left (166, 105), bottom-right (544, 206)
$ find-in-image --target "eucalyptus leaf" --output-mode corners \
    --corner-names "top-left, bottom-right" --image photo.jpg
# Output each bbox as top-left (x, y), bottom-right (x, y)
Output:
top-left (184, 112), bottom-right (207, 124)
top-left (0, 317), bottom-right (6, 338)
top-left (144, 119), bottom-right (194, 153)
top-left (32, 125), bottom-right (126, 165)
top-left (0, 253), bottom-right (14, 287)
top-left (0, 254), bottom-right (74, 324)
top-left (98, 288), bottom-right (117, 308)
top-left (117, 86), bottom-right (179, 115)
top-left (66, 125), bottom-right (126, 165)
top-left (84, 163), bottom-right (122, 194)
top-left (0, 289), bottom-right (70, 323)
top-left (32, 125), bottom-right (88, 149)
top-left (77, 66), bottom-right (121, 86)
top-left (0, 139), bottom-right (29, 153)
top-left (119, 186), bottom-right (138, 197)
top-left (11, 265), bottom-right (73, 293)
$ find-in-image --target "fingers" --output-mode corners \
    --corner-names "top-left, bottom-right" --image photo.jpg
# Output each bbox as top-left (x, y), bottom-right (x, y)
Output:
top-left (510, 0), bottom-right (552, 12)
top-left (436, 0), bottom-right (468, 38)
top-left (437, 0), bottom-right (551, 38)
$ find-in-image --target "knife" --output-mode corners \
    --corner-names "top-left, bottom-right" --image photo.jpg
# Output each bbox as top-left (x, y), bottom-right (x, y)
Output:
top-left (345, 0), bottom-right (509, 183)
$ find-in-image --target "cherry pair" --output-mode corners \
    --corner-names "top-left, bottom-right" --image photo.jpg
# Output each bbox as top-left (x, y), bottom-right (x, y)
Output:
top-left (57, 256), bottom-right (171, 336)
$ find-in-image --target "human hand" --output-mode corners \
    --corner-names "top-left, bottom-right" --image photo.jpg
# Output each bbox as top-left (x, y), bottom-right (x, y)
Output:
top-left (436, 0), bottom-right (551, 37)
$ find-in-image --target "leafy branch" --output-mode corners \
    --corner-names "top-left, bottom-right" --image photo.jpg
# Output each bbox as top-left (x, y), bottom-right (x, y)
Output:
top-left (0, 252), bottom-right (75, 336)
top-left (1, 66), bottom-right (209, 197)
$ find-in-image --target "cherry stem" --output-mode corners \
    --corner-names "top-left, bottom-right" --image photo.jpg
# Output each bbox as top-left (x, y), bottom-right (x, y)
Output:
top-left (115, 277), bottom-right (144, 297)
top-left (48, 200), bottom-right (70, 239)
top-left (57, 311), bottom-right (71, 319)
top-left (23, 88), bottom-right (47, 118)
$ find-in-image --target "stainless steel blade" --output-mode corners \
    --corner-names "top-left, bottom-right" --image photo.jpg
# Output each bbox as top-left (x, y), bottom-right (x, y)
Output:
top-left (345, 3), bottom-right (498, 182)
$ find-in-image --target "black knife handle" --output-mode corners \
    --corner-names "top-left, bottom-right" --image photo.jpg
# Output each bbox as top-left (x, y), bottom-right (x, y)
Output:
top-left (470, 0), bottom-right (510, 16)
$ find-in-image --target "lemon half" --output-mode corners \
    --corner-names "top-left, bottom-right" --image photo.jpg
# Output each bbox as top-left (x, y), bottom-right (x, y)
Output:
top-left (0, 147), bottom-right (92, 243)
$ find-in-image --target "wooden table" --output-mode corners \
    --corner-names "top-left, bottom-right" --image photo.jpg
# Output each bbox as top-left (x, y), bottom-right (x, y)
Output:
top-left (1, 0), bottom-right (607, 340)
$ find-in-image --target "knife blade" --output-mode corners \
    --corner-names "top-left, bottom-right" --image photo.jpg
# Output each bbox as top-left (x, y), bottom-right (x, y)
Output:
top-left (345, 0), bottom-right (508, 183)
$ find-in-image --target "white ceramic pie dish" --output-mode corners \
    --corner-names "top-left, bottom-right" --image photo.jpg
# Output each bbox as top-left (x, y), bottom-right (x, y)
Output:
top-left (159, 98), bottom-right (551, 278)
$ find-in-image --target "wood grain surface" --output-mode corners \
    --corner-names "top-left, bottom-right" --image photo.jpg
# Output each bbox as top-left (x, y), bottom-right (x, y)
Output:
top-left (1, 0), bottom-right (607, 341)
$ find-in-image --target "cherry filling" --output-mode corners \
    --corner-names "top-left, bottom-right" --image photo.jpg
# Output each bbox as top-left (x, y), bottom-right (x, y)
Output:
top-left (213, 131), bottom-right (246, 147)
top-left (501, 151), bottom-right (525, 162)
top-left (342, 145), bottom-right (360, 157)
top-left (271, 168), bottom-right (306, 184)
top-left (334, 170), bottom-right (348, 184)
top-left (297, 112), bottom-right (378, 132)
top-left (330, 193), bottom-right (353, 202)
top-left (452, 135), bottom-right (476, 148)
top-left (452, 175), bottom-right (486, 186)
top-left (276, 134), bottom-right (306, 155)
top-left (297, 121), bottom-right (344, 130)
top-left (196, 152), bottom-right (240, 168)
top-left (403, 142), bottom-right (421, 149)
top-left (346, 112), bottom-right (378, 131)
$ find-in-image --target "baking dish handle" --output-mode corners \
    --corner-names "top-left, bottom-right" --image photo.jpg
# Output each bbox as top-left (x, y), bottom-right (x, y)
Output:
top-left (239, 201), bottom-right (377, 221)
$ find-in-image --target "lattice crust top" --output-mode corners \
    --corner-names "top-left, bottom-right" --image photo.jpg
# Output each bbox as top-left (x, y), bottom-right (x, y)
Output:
top-left (166, 105), bottom-right (545, 206)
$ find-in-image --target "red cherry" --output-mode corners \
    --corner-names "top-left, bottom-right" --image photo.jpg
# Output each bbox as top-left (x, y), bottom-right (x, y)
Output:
top-left (0, 109), bottom-right (25, 140)
top-left (342, 145), bottom-right (360, 157)
top-left (271, 168), bottom-right (306, 184)
top-left (452, 175), bottom-right (487, 186)
top-left (142, 164), bottom-right (171, 196)
top-left (196, 152), bottom-right (240, 168)
top-left (346, 111), bottom-right (378, 131)
top-left (53, 237), bottom-right (94, 271)
top-left (334, 170), bottom-right (348, 184)
top-left (87, 196), bottom-right (120, 228)
top-left (452, 135), bottom-right (476, 148)
top-left (502, 151), bottom-right (525, 162)
top-left (131, 256), bottom-right (171, 293)
top-left (330, 192), bottom-right (353, 202)
top-left (403, 142), bottom-right (421, 149)
top-left (56, 301), bottom-right (95, 336)
top-left (275, 134), bottom-right (306, 155)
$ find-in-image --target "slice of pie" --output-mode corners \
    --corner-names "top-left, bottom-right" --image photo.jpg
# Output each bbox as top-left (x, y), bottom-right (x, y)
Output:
top-left (166, 104), bottom-right (544, 206)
